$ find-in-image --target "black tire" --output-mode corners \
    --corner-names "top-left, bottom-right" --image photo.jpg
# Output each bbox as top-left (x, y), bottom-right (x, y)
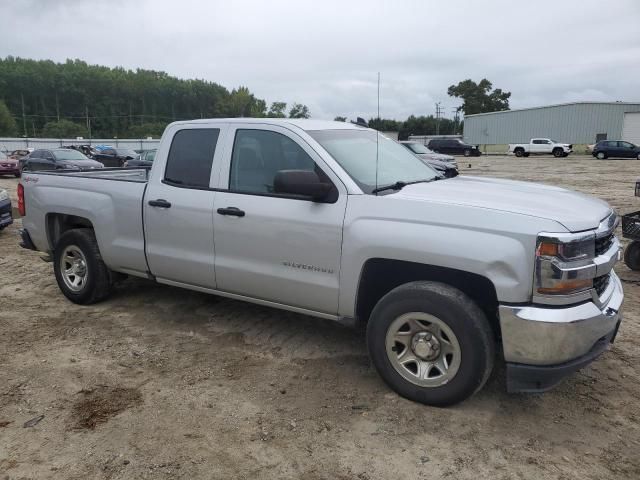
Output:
top-left (463, 149), bottom-right (471, 157)
top-left (14, 172), bottom-right (20, 178)
top-left (367, 281), bottom-right (495, 407)
top-left (624, 241), bottom-right (640, 271)
top-left (553, 148), bottom-right (564, 158)
top-left (636, 153), bottom-right (640, 160)
top-left (596, 151), bottom-right (607, 160)
top-left (53, 228), bottom-right (113, 304)
top-left (514, 148), bottom-right (524, 158)
top-left (523, 152), bottom-right (530, 158)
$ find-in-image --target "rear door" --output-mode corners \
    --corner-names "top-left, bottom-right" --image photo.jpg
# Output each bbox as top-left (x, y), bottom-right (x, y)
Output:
top-left (144, 125), bottom-right (227, 288)
top-left (211, 124), bottom-right (347, 314)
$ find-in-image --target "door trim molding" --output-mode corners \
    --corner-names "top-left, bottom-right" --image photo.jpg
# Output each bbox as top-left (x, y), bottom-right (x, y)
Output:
top-left (156, 277), bottom-right (341, 321)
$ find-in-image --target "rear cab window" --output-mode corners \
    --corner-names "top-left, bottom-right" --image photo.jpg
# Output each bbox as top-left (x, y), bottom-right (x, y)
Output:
top-left (164, 128), bottom-right (220, 188)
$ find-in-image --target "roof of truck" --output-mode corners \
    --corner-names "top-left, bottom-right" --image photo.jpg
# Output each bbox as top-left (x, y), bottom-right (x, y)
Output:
top-left (169, 118), bottom-right (367, 131)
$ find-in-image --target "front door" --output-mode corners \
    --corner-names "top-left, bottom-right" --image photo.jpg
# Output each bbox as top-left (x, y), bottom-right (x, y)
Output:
top-left (212, 125), bottom-right (347, 314)
top-left (144, 126), bottom-right (227, 288)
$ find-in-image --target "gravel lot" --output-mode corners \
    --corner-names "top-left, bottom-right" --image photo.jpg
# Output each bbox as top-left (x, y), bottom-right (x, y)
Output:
top-left (1, 155), bottom-right (639, 479)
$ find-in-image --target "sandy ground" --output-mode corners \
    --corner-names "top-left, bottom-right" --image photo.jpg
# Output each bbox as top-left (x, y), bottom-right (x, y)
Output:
top-left (0, 155), bottom-right (639, 479)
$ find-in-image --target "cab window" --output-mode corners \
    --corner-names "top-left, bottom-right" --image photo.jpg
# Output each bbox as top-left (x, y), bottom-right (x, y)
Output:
top-left (229, 129), bottom-right (320, 195)
top-left (164, 128), bottom-right (220, 188)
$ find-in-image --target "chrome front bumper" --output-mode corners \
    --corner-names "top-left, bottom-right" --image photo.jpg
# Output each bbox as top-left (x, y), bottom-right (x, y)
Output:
top-left (499, 271), bottom-right (623, 366)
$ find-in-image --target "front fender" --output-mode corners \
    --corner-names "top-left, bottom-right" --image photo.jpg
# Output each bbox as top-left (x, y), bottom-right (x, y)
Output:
top-left (338, 195), bottom-right (565, 317)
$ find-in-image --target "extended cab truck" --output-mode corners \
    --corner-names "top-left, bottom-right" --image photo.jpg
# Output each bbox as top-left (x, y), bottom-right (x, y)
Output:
top-left (18, 119), bottom-right (623, 406)
top-left (509, 138), bottom-right (573, 158)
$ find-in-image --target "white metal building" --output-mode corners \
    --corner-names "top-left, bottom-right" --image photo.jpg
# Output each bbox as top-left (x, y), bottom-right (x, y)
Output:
top-left (463, 102), bottom-right (640, 152)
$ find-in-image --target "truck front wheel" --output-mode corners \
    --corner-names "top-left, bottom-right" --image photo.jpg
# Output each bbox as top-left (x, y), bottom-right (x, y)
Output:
top-left (53, 228), bottom-right (113, 304)
top-left (367, 281), bottom-right (495, 406)
top-left (553, 148), bottom-right (564, 158)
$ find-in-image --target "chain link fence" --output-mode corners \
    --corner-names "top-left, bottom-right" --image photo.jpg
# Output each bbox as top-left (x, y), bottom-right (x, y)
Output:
top-left (0, 137), bottom-right (160, 152)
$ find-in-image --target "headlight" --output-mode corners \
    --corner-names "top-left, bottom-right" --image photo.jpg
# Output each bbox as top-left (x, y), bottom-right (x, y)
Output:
top-left (535, 233), bottom-right (595, 296)
top-left (0, 190), bottom-right (8, 202)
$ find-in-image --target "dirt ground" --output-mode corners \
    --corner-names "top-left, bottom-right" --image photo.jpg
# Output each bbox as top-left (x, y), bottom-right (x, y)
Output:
top-left (0, 155), bottom-right (639, 479)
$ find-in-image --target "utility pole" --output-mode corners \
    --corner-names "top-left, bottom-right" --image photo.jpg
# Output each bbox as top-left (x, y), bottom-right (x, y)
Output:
top-left (21, 93), bottom-right (27, 137)
top-left (435, 102), bottom-right (442, 136)
top-left (85, 105), bottom-right (92, 140)
top-left (55, 92), bottom-right (60, 121)
top-left (451, 108), bottom-right (459, 134)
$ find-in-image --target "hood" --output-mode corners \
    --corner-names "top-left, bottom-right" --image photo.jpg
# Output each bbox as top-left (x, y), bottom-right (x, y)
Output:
top-left (60, 160), bottom-right (104, 169)
top-left (415, 152), bottom-right (456, 163)
top-left (393, 175), bottom-right (611, 232)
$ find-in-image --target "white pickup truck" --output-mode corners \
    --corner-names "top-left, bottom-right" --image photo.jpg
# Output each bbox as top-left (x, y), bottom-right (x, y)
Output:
top-left (18, 119), bottom-right (622, 406)
top-left (509, 138), bottom-right (573, 158)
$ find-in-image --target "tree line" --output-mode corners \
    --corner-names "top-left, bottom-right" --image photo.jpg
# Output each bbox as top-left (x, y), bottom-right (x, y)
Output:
top-left (0, 57), bottom-right (310, 138)
top-left (0, 56), bottom-right (510, 139)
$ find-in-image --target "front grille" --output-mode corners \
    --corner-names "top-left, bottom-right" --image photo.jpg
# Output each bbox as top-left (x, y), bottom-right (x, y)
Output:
top-left (594, 274), bottom-right (610, 297)
top-left (595, 232), bottom-right (614, 256)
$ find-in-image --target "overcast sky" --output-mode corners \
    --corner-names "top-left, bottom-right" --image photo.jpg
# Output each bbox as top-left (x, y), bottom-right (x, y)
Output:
top-left (2, 0), bottom-right (639, 121)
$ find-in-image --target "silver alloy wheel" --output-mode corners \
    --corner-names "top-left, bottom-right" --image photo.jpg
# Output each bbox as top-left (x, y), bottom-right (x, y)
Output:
top-left (597, 152), bottom-right (605, 159)
top-left (385, 312), bottom-right (461, 387)
top-left (60, 245), bottom-right (88, 292)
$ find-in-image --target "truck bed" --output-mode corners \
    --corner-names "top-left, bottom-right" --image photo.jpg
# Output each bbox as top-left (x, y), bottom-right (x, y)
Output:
top-left (21, 168), bottom-right (150, 277)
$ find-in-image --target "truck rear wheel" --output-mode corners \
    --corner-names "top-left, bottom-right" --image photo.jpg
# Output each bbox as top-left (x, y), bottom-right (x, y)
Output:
top-left (53, 228), bottom-right (113, 304)
top-left (514, 148), bottom-right (524, 157)
top-left (366, 281), bottom-right (495, 406)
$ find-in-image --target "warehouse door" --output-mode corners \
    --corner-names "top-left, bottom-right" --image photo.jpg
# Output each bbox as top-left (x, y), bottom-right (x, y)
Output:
top-left (622, 112), bottom-right (640, 145)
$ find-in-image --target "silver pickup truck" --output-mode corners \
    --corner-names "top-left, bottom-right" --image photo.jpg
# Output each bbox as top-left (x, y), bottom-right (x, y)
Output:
top-left (18, 119), bottom-right (623, 406)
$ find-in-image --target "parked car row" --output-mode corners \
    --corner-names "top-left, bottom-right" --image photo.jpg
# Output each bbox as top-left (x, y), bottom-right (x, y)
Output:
top-left (0, 188), bottom-right (12, 231)
top-left (509, 138), bottom-right (573, 158)
top-left (399, 141), bottom-right (458, 177)
top-left (592, 140), bottom-right (640, 160)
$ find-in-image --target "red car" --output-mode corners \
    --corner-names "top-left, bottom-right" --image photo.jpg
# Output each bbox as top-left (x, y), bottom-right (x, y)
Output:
top-left (0, 151), bottom-right (20, 177)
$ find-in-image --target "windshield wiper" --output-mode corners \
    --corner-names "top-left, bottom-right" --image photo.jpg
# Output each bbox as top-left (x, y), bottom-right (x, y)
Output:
top-left (371, 178), bottom-right (437, 194)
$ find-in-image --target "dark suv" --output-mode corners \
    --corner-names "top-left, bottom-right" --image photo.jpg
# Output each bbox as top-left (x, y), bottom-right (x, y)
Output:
top-left (427, 138), bottom-right (481, 157)
top-left (592, 140), bottom-right (640, 160)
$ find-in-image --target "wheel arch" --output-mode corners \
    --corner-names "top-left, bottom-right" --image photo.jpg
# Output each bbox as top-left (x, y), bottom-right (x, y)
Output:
top-left (46, 213), bottom-right (95, 251)
top-left (355, 258), bottom-right (500, 338)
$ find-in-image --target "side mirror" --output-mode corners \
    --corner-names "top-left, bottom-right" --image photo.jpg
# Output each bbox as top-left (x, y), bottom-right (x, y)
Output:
top-left (273, 170), bottom-right (332, 202)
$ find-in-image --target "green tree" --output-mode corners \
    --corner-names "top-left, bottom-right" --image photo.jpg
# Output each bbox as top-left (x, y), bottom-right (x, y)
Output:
top-left (41, 119), bottom-right (88, 138)
top-left (333, 116), bottom-right (347, 122)
top-left (0, 100), bottom-right (16, 136)
top-left (127, 122), bottom-right (167, 138)
top-left (397, 115), bottom-right (456, 140)
top-left (288, 103), bottom-right (310, 119)
top-left (0, 56), bottom-right (268, 137)
top-left (267, 102), bottom-right (287, 118)
top-left (368, 117), bottom-right (400, 131)
top-left (447, 79), bottom-right (510, 115)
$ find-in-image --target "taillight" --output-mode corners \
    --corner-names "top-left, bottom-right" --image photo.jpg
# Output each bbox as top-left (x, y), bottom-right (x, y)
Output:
top-left (17, 183), bottom-right (25, 216)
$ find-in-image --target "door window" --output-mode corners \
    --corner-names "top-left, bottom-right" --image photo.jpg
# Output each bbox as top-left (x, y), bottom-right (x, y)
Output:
top-left (164, 128), bottom-right (220, 188)
top-left (229, 129), bottom-right (318, 195)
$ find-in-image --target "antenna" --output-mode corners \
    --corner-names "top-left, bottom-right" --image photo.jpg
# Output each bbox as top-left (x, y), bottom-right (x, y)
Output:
top-left (375, 72), bottom-right (380, 196)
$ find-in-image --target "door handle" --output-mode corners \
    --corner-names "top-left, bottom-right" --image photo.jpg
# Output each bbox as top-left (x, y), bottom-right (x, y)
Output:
top-left (148, 199), bottom-right (172, 208)
top-left (217, 207), bottom-right (245, 217)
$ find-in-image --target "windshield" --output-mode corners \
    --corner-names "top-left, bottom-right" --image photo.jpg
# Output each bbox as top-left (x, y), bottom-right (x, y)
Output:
top-left (404, 142), bottom-right (433, 154)
top-left (309, 129), bottom-right (438, 194)
top-left (53, 150), bottom-right (90, 161)
top-left (0, 151), bottom-right (7, 160)
top-left (145, 150), bottom-right (156, 161)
